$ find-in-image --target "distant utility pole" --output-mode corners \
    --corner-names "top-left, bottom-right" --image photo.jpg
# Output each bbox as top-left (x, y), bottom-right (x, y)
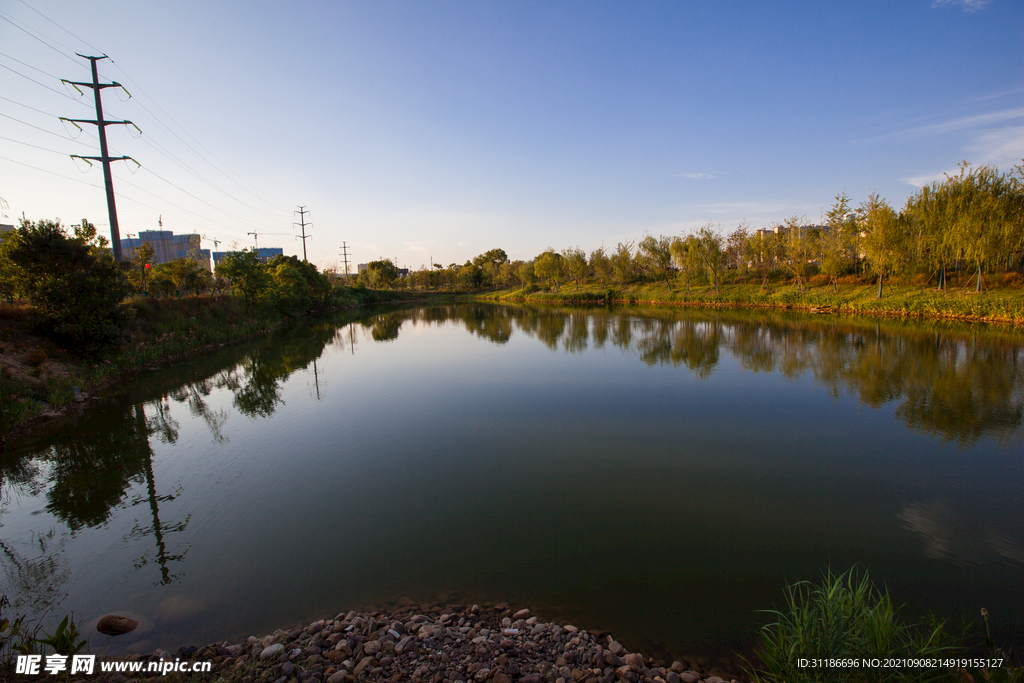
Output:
top-left (62, 54), bottom-right (137, 261)
top-left (294, 206), bottom-right (311, 261)
top-left (340, 242), bottom-right (351, 280)
top-left (248, 232), bottom-right (259, 249)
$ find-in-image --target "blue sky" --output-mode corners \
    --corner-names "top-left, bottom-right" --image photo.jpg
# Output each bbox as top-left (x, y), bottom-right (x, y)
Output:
top-left (1, 0), bottom-right (1021, 270)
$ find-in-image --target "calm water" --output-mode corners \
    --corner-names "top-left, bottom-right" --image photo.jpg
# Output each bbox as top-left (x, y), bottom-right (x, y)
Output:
top-left (2, 303), bottom-right (1022, 661)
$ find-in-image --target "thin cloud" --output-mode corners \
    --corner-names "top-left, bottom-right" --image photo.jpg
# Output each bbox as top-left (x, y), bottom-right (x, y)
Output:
top-left (932, 0), bottom-right (991, 11)
top-left (903, 125), bottom-right (1024, 187)
top-left (674, 170), bottom-right (726, 179)
top-left (892, 108), bottom-right (1024, 138)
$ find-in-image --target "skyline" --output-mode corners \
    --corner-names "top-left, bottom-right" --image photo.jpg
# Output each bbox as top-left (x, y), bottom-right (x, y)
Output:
top-left (1, 0), bottom-right (1022, 272)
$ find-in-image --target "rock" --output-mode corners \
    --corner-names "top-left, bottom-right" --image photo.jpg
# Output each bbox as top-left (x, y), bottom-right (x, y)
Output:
top-left (670, 662), bottom-right (684, 674)
top-left (353, 656), bottom-right (374, 675)
top-left (665, 673), bottom-right (679, 683)
top-left (260, 643), bottom-right (285, 660)
top-left (623, 653), bottom-right (644, 672)
top-left (513, 609), bottom-right (530, 619)
top-left (519, 676), bottom-right (543, 683)
top-left (282, 662), bottom-right (296, 675)
top-left (705, 677), bottom-right (726, 683)
top-left (678, 674), bottom-right (699, 683)
top-left (608, 640), bottom-right (624, 656)
top-left (327, 673), bottom-right (346, 683)
top-left (307, 620), bottom-right (325, 635)
top-left (96, 615), bottom-right (139, 636)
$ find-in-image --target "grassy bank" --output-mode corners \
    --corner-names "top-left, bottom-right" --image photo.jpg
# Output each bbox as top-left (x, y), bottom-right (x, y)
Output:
top-left (474, 277), bottom-right (1024, 325)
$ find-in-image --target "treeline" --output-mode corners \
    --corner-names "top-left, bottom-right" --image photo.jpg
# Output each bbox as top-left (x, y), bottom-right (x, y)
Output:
top-left (0, 218), bottom-right (339, 352)
top-left (367, 162), bottom-right (1024, 296)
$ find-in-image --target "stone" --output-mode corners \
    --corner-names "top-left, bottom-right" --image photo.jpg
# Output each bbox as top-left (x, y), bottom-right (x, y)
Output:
top-left (705, 677), bottom-right (726, 683)
top-left (678, 674), bottom-right (699, 683)
top-left (260, 643), bottom-right (285, 660)
top-left (282, 662), bottom-right (296, 675)
top-left (96, 614), bottom-right (139, 636)
top-left (519, 676), bottom-right (543, 683)
top-left (327, 673), bottom-right (346, 683)
top-left (353, 656), bottom-right (374, 676)
top-left (307, 620), bottom-right (326, 635)
top-left (513, 608), bottom-right (530, 619)
top-left (669, 662), bottom-right (684, 674)
top-left (608, 641), bottom-right (623, 656)
top-left (665, 672), bottom-right (679, 683)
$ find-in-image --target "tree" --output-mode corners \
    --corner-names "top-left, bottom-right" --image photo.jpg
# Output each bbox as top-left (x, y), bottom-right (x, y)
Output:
top-left (517, 260), bottom-right (537, 288)
top-left (3, 218), bottom-right (126, 352)
top-left (589, 247), bottom-right (612, 285)
top-left (781, 215), bottom-right (815, 291)
top-left (638, 234), bottom-right (675, 291)
top-left (562, 247), bottom-right (589, 291)
top-left (128, 242), bottom-right (156, 294)
top-left (670, 235), bottom-right (700, 294)
top-left (858, 193), bottom-right (904, 298)
top-left (610, 241), bottom-right (635, 284)
top-left (694, 224), bottom-right (725, 293)
top-left (745, 228), bottom-right (783, 291)
top-left (158, 258), bottom-right (202, 298)
top-left (821, 192), bottom-right (857, 292)
top-left (726, 222), bottom-right (750, 275)
top-left (534, 250), bottom-right (563, 291)
top-left (366, 259), bottom-right (400, 288)
top-left (216, 249), bottom-right (271, 311)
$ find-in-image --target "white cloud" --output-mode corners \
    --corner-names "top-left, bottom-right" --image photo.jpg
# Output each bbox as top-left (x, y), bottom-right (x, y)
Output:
top-left (932, 0), bottom-right (991, 11)
top-left (892, 108), bottom-right (1024, 138)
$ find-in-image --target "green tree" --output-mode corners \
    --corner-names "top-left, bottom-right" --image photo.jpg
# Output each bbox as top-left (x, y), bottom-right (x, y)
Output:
top-left (638, 234), bottom-right (675, 291)
top-left (534, 250), bottom-right (563, 291)
top-left (610, 241), bottom-right (635, 284)
top-left (589, 247), bottom-right (612, 285)
top-left (670, 235), bottom-right (700, 295)
top-left (3, 218), bottom-right (126, 351)
top-left (858, 193), bottom-right (904, 298)
top-left (216, 249), bottom-right (271, 311)
top-left (782, 215), bottom-right (816, 292)
top-left (821, 192), bottom-right (857, 291)
top-left (694, 224), bottom-right (725, 293)
top-left (128, 242), bottom-right (156, 294)
top-left (562, 247), bottom-right (589, 291)
top-left (726, 222), bottom-right (750, 275)
top-left (366, 259), bottom-right (400, 288)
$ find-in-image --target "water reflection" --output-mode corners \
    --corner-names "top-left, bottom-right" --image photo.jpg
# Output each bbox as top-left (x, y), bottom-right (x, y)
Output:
top-left (346, 304), bottom-right (1024, 446)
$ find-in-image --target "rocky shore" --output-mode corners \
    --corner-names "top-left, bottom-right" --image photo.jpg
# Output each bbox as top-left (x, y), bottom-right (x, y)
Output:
top-left (85, 602), bottom-right (751, 683)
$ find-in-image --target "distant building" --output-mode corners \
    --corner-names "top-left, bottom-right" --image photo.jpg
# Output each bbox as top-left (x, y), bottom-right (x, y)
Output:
top-left (357, 263), bottom-right (368, 274)
top-left (0, 224), bottom-right (13, 234)
top-left (122, 230), bottom-right (211, 271)
top-left (212, 247), bottom-right (284, 267)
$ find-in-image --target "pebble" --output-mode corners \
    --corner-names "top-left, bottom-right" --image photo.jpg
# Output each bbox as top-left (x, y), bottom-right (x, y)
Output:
top-left (83, 603), bottom-right (750, 683)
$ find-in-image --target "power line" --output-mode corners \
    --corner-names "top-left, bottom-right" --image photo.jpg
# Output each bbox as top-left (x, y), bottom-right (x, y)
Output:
top-left (0, 10), bottom-right (83, 68)
top-left (0, 62), bottom-right (91, 105)
top-left (0, 153), bottom-right (103, 188)
top-left (0, 111), bottom-right (93, 145)
top-left (16, 0), bottom-right (104, 56)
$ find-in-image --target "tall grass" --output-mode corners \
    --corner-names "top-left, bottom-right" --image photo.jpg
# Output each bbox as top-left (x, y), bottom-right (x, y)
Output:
top-left (748, 568), bottom-right (960, 683)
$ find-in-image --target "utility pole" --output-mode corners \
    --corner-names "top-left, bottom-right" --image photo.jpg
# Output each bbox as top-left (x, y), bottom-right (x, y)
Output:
top-left (247, 232), bottom-right (259, 250)
top-left (62, 54), bottom-right (136, 261)
top-left (340, 242), bottom-right (351, 281)
top-left (294, 206), bottom-right (311, 262)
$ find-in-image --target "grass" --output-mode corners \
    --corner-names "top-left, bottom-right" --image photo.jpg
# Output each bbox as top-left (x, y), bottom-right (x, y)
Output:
top-left (477, 275), bottom-right (1024, 325)
top-left (747, 568), bottom-right (961, 683)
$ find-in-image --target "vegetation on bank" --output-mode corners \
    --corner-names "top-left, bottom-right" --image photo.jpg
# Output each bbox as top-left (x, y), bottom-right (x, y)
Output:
top-left (0, 218), bottom-right (422, 446)
top-left (361, 161), bottom-right (1024, 321)
top-left (747, 568), bottom-right (1022, 683)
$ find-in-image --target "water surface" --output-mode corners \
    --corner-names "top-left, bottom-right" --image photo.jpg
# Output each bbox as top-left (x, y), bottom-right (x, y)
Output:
top-left (2, 304), bottom-right (1022, 660)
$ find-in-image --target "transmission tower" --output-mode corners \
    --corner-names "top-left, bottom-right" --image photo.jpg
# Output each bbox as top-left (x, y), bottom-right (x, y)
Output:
top-left (340, 242), bottom-right (351, 280)
top-left (294, 206), bottom-right (311, 261)
top-left (62, 54), bottom-right (137, 261)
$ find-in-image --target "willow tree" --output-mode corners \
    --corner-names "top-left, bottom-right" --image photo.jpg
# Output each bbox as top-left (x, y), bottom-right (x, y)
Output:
top-left (589, 247), bottom-right (612, 285)
top-left (562, 247), bottom-right (589, 291)
top-left (744, 229), bottom-right (782, 291)
top-left (670, 234), bottom-right (700, 294)
top-left (610, 241), bottom-right (635, 284)
top-left (638, 234), bottom-right (675, 291)
top-left (694, 225), bottom-right (725, 293)
top-left (943, 163), bottom-right (1023, 292)
top-left (535, 250), bottom-right (563, 291)
top-left (859, 193), bottom-right (904, 298)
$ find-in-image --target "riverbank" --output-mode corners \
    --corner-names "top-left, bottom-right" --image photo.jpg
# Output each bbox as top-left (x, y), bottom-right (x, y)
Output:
top-left (76, 603), bottom-right (750, 683)
top-left (473, 279), bottom-right (1024, 325)
top-left (0, 288), bottom-right (425, 446)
